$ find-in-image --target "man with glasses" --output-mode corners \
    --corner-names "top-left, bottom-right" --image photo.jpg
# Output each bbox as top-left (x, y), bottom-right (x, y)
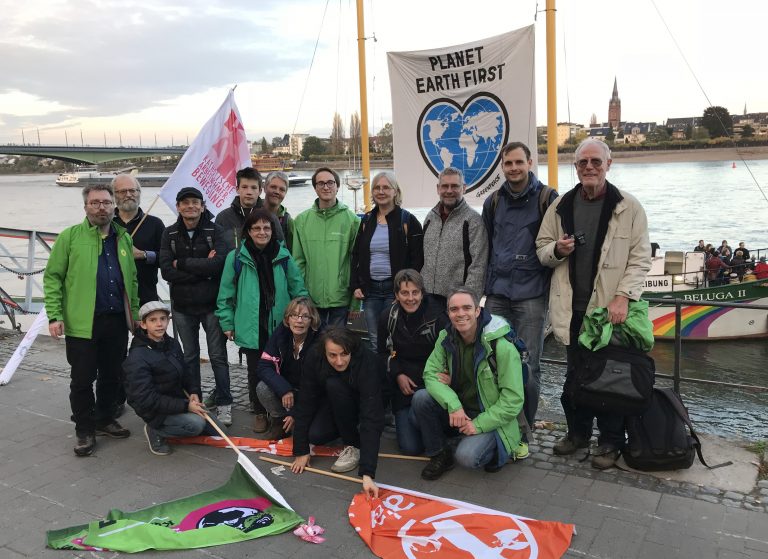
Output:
top-left (482, 142), bottom-right (557, 430)
top-left (159, 187), bottom-right (232, 426)
top-left (536, 139), bottom-right (651, 470)
top-left (421, 167), bottom-right (488, 305)
top-left (112, 174), bottom-right (165, 306)
top-left (44, 184), bottom-right (139, 456)
top-left (292, 167), bottom-right (360, 326)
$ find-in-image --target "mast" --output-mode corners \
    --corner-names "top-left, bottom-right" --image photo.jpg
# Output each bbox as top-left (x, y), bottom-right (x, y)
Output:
top-left (545, 0), bottom-right (558, 190)
top-left (356, 0), bottom-right (372, 210)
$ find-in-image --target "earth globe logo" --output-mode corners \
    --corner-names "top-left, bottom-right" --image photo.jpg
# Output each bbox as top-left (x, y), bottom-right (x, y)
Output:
top-left (417, 92), bottom-right (509, 192)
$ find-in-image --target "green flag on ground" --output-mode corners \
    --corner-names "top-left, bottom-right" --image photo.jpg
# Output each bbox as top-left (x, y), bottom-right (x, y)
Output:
top-left (46, 462), bottom-right (303, 553)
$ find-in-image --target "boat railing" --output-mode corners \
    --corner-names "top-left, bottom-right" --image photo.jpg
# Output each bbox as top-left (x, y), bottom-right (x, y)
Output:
top-left (543, 297), bottom-right (768, 396)
top-left (0, 226), bottom-right (170, 330)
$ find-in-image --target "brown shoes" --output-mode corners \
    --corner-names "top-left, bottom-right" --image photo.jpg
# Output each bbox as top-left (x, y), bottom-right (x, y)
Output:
top-left (252, 414), bottom-right (269, 433)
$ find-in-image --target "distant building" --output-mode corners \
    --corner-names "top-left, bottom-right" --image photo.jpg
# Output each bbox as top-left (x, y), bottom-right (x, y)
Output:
top-left (732, 113), bottom-right (768, 137)
top-left (617, 122), bottom-right (656, 144)
top-left (289, 134), bottom-right (309, 157)
top-left (665, 117), bottom-right (701, 139)
top-left (608, 78), bottom-right (621, 130)
top-left (556, 122), bottom-right (584, 146)
top-left (588, 127), bottom-right (612, 140)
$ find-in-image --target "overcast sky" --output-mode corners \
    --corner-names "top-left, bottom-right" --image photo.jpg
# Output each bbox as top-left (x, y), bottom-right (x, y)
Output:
top-left (1, 0), bottom-right (766, 146)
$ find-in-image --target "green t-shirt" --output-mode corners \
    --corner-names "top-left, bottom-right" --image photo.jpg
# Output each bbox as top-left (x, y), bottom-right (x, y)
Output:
top-left (455, 337), bottom-right (480, 417)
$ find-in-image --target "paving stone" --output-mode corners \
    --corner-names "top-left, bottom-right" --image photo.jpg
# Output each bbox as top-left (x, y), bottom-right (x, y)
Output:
top-left (697, 494), bottom-right (721, 504)
top-left (700, 485), bottom-right (722, 495)
top-left (757, 480), bottom-right (768, 489)
top-left (723, 491), bottom-right (745, 501)
top-left (534, 461), bottom-right (554, 470)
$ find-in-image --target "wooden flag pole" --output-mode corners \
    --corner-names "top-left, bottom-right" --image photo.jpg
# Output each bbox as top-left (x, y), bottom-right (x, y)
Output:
top-left (378, 453), bottom-right (429, 462)
top-left (129, 194), bottom-right (161, 239)
top-left (258, 456), bottom-right (361, 484)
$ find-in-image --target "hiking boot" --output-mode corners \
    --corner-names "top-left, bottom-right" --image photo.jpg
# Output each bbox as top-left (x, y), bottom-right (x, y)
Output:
top-left (421, 447), bottom-right (454, 480)
top-left (591, 445), bottom-right (620, 470)
top-left (256, 419), bottom-right (287, 441)
top-left (513, 441), bottom-right (530, 461)
top-left (553, 435), bottom-right (589, 456)
top-left (217, 405), bottom-right (232, 427)
top-left (331, 446), bottom-right (360, 473)
top-left (74, 433), bottom-right (96, 457)
top-left (144, 424), bottom-right (172, 456)
top-left (96, 421), bottom-right (131, 439)
top-left (252, 414), bottom-right (269, 433)
top-left (204, 392), bottom-right (217, 411)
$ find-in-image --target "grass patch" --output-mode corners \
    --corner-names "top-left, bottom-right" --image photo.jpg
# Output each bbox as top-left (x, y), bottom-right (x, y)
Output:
top-left (745, 440), bottom-right (768, 480)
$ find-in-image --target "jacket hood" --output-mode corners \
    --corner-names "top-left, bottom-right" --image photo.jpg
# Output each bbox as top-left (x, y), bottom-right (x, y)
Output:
top-left (237, 242), bottom-right (291, 267)
top-left (481, 313), bottom-right (511, 342)
top-left (312, 198), bottom-right (350, 217)
top-left (130, 327), bottom-right (172, 351)
top-left (501, 171), bottom-right (543, 199)
top-left (230, 196), bottom-right (265, 214)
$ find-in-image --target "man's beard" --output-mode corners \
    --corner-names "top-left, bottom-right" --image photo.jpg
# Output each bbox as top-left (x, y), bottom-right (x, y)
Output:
top-left (117, 199), bottom-right (139, 213)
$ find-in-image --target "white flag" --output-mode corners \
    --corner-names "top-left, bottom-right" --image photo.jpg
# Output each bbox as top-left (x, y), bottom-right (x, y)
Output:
top-left (387, 26), bottom-right (536, 207)
top-left (159, 90), bottom-right (251, 216)
top-left (0, 308), bottom-right (48, 386)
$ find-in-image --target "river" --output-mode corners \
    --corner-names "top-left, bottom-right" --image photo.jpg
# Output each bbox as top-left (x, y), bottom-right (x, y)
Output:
top-left (0, 160), bottom-right (766, 440)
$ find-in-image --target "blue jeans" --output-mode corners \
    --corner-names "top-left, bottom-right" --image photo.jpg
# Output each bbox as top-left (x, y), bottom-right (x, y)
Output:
top-left (394, 406), bottom-right (424, 455)
top-left (172, 309), bottom-right (232, 406)
top-left (317, 307), bottom-right (349, 328)
top-left (484, 293), bottom-right (548, 425)
top-left (363, 279), bottom-right (394, 352)
top-left (154, 413), bottom-right (219, 438)
top-left (411, 389), bottom-right (496, 469)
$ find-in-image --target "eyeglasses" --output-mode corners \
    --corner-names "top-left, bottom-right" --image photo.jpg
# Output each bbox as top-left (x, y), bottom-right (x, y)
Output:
top-left (288, 313), bottom-right (311, 321)
top-left (87, 200), bottom-right (114, 208)
top-left (373, 184), bottom-right (393, 192)
top-left (575, 158), bottom-right (604, 169)
top-left (315, 180), bottom-right (337, 189)
top-left (115, 188), bottom-right (139, 196)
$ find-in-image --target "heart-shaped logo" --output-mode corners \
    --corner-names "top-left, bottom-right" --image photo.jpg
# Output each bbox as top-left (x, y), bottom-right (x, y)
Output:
top-left (417, 92), bottom-right (509, 192)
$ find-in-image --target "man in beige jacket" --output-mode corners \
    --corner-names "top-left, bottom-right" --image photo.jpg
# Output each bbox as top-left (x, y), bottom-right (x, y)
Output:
top-left (536, 139), bottom-right (651, 470)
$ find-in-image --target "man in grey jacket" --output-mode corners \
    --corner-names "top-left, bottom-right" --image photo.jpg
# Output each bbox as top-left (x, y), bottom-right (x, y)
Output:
top-left (421, 167), bottom-right (488, 305)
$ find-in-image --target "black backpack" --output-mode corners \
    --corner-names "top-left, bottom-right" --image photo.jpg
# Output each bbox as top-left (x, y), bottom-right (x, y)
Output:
top-left (624, 388), bottom-right (731, 471)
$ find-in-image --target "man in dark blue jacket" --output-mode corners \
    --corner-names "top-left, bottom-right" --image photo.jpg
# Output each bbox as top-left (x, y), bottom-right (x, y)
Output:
top-left (482, 142), bottom-right (557, 428)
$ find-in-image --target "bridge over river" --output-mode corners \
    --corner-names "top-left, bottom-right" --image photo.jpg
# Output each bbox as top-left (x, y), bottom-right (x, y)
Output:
top-left (0, 144), bottom-right (187, 164)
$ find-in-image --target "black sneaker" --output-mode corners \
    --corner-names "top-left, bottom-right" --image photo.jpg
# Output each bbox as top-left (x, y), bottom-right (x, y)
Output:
top-left (74, 433), bottom-right (96, 457)
top-left (144, 424), bottom-right (171, 456)
top-left (96, 421), bottom-right (131, 439)
top-left (552, 434), bottom-right (589, 456)
top-left (421, 447), bottom-right (454, 480)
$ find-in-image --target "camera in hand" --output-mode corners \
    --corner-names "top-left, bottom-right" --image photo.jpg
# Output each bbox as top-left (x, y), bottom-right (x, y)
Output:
top-left (573, 231), bottom-right (586, 246)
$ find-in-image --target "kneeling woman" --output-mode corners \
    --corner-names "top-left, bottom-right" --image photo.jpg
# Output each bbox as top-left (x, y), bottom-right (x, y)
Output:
top-left (216, 209), bottom-right (307, 433)
top-left (254, 296), bottom-right (322, 440)
top-left (291, 327), bottom-right (384, 498)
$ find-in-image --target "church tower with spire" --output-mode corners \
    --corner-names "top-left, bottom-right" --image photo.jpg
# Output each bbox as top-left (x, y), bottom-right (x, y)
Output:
top-left (608, 77), bottom-right (621, 130)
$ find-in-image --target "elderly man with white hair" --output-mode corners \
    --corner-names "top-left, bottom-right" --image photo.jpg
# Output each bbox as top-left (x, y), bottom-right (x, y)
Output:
top-left (536, 139), bottom-right (651, 470)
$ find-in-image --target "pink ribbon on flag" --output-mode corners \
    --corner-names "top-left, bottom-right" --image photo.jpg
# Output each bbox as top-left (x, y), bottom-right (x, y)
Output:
top-left (293, 517), bottom-right (325, 544)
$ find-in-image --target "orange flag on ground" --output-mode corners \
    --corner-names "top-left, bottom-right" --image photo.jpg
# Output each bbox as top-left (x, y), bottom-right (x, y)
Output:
top-left (169, 435), bottom-right (342, 457)
top-left (349, 485), bottom-right (574, 559)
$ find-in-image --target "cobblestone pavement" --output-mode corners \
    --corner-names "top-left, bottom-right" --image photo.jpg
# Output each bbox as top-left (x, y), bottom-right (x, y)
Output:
top-left (1, 331), bottom-right (767, 558)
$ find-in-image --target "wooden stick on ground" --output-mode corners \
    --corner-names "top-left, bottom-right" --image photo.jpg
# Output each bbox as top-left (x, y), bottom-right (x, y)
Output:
top-left (258, 455), bottom-right (361, 484)
top-left (378, 453), bottom-right (430, 462)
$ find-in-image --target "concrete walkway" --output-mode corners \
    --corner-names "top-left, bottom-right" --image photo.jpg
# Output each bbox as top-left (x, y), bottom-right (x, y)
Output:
top-left (0, 330), bottom-right (766, 558)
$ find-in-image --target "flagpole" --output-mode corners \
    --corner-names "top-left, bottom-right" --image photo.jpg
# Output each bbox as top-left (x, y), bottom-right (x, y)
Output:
top-left (128, 194), bottom-right (160, 239)
top-left (259, 456), bottom-right (362, 484)
top-left (545, 0), bottom-right (558, 190)
top-left (356, 0), bottom-right (372, 211)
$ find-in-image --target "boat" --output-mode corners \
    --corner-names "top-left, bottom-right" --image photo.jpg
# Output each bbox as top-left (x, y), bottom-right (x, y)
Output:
top-left (55, 168), bottom-right (171, 188)
top-left (642, 248), bottom-right (768, 340)
top-left (287, 173), bottom-right (312, 188)
top-left (251, 155), bottom-right (293, 172)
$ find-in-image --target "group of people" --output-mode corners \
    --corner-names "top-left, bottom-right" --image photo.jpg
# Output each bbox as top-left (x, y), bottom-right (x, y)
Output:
top-left (696, 239), bottom-right (767, 283)
top-left (43, 137), bottom-right (652, 497)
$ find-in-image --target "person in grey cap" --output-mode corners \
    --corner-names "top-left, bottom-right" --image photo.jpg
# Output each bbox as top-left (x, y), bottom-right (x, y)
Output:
top-left (123, 301), bottom-right (220, 456)
top-left (159, 187), bottom-right (233, 426)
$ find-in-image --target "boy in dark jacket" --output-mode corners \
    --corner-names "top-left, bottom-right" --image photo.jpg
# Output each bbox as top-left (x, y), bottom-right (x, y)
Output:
top-left (124, 301), bottom-right (217, 456)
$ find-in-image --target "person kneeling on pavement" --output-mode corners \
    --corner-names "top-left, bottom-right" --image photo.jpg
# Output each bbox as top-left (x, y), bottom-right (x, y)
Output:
top-left (124, 301), bottom-right (221, 456)
top-left (413, 287), bottom-right (527, 480)
top-left (290, 327), bottom-right (384, 498)
top-left (253, 297), bottom-right (323, 441)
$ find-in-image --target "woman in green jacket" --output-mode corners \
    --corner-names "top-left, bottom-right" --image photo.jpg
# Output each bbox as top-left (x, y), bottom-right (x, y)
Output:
top-left (216, 208), bottom-right (308, 432)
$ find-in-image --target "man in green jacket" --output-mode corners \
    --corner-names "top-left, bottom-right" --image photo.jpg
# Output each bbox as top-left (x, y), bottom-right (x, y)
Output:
top-left (44, 184), bottom-right (139, 457)
top-left (292, 167), bottom-right (360, 326)
top-left (412, 287), bottom-right (526, 480)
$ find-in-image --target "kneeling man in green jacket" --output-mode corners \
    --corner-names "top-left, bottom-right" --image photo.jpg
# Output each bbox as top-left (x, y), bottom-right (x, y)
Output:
top-left (412, 287), bottom-right (527, 480)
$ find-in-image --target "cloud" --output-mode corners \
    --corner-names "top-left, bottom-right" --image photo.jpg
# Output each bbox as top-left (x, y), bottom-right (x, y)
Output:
top-left (0, 0), bottom-right (313, 128)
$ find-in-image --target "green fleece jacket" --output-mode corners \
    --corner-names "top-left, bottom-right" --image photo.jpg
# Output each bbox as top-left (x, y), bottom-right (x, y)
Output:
top-left (43, 218), bottom-right (139, 339)
top-left (292, 199), bottom-right (360, 309)
top-left (215, 244), bottom-right (307, 350)
top-left (578, 299), bottom-right (655, 352)
top-left (423, 312), bottom-right (525, 461)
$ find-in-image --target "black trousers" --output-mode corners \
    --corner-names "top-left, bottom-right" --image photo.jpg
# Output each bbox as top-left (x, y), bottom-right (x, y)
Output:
top-left (561, 310), bottom-right (626, 448)
top-left (324, 375), bottom-right (361, 448)
top-left (243, 348), bottom-right (266, 413)
top-left (65, 313), bottom-right (128, 435)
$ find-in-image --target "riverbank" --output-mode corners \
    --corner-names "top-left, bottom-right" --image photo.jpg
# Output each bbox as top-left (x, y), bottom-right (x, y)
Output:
top-left (554, 145), bottom-right (768, 165)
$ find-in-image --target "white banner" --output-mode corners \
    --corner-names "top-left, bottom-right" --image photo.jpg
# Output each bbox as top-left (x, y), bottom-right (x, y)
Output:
top-left (159, 90), bottom-right (251, 216)
top-left (0, 308), bottom-right (48, 386)
top-left (387, 26), bottom-right (536, 208)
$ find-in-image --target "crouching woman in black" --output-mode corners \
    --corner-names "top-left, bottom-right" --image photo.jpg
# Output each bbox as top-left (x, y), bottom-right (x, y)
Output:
top-left (290, 327), bottom-right (385, 498)
top-left (254, 296), bottom-right (323, 440)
